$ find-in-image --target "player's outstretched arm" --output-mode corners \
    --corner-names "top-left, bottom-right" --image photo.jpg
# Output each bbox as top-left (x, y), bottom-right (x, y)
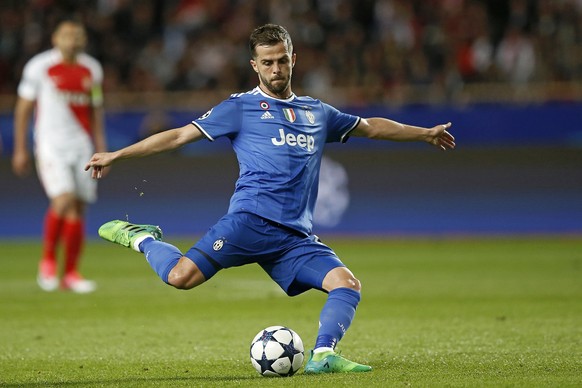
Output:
top-left (351, 118), bottom-right (455, 151)
top-left (85, 123), bottom-right (204, 179)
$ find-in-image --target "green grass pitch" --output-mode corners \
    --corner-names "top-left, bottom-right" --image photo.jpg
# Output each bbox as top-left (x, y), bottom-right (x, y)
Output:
top-left (1, 237), bottom-right (581, 387)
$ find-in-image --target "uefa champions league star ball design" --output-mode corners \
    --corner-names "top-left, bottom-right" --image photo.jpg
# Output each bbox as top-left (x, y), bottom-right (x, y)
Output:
top-left (250, 326), bottom-right (304, 377)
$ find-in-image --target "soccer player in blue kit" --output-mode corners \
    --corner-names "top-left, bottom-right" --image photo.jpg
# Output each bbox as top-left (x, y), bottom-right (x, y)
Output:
top-left (86, 24), bottom-right (455, 373)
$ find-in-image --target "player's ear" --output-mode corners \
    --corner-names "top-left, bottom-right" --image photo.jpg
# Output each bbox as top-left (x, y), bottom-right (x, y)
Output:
top-left (250, 59), bottom-right (258, 73)
top-left (291, 53), bottom-right (296, 68)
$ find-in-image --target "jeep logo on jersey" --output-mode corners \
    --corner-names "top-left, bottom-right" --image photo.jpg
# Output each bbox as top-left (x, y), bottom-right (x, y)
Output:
top-left (271, 128), bottom-right (315, 152)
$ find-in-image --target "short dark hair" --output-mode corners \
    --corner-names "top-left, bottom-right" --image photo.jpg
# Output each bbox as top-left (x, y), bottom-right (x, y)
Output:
top-left (53, 16), bottom-right (84, 31)
top-left (249, 24), bottom-right (293, 58)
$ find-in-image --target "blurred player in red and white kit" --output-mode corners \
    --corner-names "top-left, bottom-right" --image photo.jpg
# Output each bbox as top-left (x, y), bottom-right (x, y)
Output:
top-left (12, 19), bottom-right (106, 293)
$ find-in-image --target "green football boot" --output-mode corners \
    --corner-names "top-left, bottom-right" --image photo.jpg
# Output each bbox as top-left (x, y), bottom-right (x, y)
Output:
top-left (303, 350), bottom-right (372, 374)
top-left (98, 220), bottom-right (163, 251)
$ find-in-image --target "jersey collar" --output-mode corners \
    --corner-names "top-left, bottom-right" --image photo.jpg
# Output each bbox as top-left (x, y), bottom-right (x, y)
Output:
top-left (255, 86), bottom-right (296, 102)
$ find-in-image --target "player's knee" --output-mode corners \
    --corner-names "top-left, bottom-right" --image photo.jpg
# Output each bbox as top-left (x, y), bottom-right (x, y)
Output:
top-left (168, 269), bottom-right (197, 290)
top-left (50, 193), bottom-right (77, 216)
top-left (328, 276), bottom-right (361, 292)
top-left (323, 267), bottom-right (361, 292)
top-left (344, 275), bottom-right (362, 292)
top-left (168, 271), bottom-right (190, 289)
top-left (167, 258), bottom-right (205, 290)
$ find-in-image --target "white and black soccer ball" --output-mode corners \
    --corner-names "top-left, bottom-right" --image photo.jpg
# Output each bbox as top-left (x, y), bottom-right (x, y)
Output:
top-left (250, 325), bottom-right (304, 377)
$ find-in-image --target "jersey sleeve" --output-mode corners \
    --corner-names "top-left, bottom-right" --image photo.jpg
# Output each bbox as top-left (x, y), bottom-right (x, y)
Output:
top-left (17, 58), bottom-right (40, 101)
top-left (322, 102), bottom-right (361, 143)
top-left (192, 97), bottom-right (240, 141)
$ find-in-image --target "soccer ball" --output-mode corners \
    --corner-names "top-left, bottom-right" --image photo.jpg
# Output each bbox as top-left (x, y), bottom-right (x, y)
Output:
top-left (250, 325), bottom-right (305, 377)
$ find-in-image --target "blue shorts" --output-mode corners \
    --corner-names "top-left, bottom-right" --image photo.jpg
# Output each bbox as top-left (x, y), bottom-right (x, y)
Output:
top-left (184, 212), bottom-right (345, 296)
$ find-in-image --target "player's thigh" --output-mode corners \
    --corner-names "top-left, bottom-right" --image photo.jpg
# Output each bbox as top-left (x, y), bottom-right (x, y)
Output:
top-left (264, 235), bottom-right (346, 296)
top-left (73, 144), bottom-right (97, 203)
top-left (184, 212), bottom-right (283, 281)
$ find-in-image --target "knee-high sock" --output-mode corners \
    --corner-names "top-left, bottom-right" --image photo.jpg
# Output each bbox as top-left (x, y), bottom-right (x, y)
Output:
top-left (140, 239), bottom-right (182, 284)
top-left (314, 287), bottom-right (361, 351)
top-left (63, 218), bottom-right (84, 275)
top-left (42, 209), bottom-right (64, 263)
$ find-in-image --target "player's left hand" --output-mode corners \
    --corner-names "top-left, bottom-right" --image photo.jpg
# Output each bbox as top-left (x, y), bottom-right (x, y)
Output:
top-left (428, 122), bottom-right (455, 151)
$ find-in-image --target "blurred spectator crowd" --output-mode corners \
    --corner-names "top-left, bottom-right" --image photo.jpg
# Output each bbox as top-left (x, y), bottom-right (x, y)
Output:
top-left (0, 0), bottom-right (581, 104)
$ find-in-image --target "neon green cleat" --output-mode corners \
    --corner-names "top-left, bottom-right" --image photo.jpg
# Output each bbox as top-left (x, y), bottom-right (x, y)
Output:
top-left (303, 350), bottom-right (372, 374)
top-left (98, 220), bottom-right (163, 251)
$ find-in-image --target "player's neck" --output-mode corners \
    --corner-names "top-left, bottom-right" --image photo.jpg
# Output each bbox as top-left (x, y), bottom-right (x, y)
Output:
top-left (259, 85), bottom-right (293, 100)
top-left (58, 49), bottom-right (79, 64)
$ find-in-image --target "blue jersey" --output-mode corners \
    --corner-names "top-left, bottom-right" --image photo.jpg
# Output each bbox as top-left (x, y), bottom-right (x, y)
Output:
top-left (192, 87), bottom-right (360, 235)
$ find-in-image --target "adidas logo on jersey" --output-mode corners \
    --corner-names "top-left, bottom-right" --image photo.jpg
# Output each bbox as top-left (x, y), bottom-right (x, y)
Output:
top-left (261, 111), bottom-right (274, 120)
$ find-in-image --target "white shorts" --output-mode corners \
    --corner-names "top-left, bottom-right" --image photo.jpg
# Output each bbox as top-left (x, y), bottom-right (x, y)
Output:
top-left (35, 141), bottom-right (97, 203)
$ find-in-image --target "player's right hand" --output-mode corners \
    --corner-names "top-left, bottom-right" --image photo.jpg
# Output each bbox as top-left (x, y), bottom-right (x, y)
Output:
top-left (12, 150), bottom-right (32, 177)
top-left (85, 152), bottom-right (113, 179)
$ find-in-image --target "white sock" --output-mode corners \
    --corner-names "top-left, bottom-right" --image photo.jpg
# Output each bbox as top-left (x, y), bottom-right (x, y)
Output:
top-left (313, 347), bottom-right (334, 354)
top-left (132, 235), bottom-right (153, 252)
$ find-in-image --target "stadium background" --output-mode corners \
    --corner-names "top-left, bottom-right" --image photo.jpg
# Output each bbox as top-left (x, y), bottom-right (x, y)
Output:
top-left (0, 0), bottom-right (581, 238)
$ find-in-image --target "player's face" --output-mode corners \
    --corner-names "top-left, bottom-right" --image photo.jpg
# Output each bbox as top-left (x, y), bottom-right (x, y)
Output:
top-left (251, 42), bottom-right (296, 99)
top-left (52, 22), bottom-right (87, 62)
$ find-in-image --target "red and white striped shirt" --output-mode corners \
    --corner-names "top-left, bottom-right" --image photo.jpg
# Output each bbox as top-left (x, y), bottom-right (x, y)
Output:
top-left (17, 48), bottom-right (103, 151)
